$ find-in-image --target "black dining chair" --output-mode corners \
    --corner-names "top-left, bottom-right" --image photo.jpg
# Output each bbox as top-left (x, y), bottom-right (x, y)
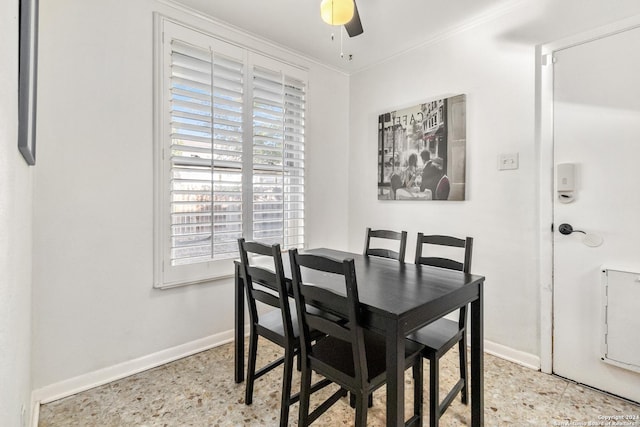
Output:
top-left (363, 227), bottom-right (408, 262)
top-left (362, 227), bottom-right (408, 408)
top-left (238, 239), bottom-right (328, 427)
top-left (289, 248), bottom-right (424, 427)
top-left (407, 233), bottom-right (474, 427)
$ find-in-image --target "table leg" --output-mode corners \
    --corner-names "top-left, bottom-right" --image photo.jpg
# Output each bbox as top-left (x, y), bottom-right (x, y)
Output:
top-left (234, 262), bottom-right (245, 383)
top-left (386, 320), bottom-right (405, 427)
top-left (470, 283), bottom-right (484, 426)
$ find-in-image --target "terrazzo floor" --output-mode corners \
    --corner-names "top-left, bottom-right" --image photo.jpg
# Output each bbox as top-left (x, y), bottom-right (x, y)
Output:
top-left (38, 339), bottom-right (640, 426)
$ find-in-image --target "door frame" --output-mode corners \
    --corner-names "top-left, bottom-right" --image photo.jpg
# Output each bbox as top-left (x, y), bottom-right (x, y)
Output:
top-left (537, 15), bottom-right (640, 374)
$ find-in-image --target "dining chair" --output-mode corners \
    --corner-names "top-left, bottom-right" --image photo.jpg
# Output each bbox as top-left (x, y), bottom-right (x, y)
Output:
top-left (289, 248), bottom-right (424, 427)
top-left (407, 233), bottom-right (473, 427)
top-left (363, 227), bottom-right (408, 262)
top-left (238, 238), bottom-right (326, 427)
top-left (363, 227), bottom-right (408, 408)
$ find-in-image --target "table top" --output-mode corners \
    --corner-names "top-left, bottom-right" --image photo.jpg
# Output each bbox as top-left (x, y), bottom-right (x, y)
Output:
top-left (280, 248), bottom-right (485, 331)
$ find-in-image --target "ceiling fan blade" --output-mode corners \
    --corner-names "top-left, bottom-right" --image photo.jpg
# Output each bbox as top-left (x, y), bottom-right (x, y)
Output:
top-left (344, 0), bottom-right (363, 37)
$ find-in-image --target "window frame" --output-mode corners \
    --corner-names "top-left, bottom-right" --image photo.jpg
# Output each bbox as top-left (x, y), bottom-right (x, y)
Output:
top-left (153, 15), bottom-right (307, 288)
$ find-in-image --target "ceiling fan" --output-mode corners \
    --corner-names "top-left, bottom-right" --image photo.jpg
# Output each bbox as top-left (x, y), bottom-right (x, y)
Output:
top-left (320, 0), bottom-right (364, 37)
top-left (345, 0), bottom-right (363, 37)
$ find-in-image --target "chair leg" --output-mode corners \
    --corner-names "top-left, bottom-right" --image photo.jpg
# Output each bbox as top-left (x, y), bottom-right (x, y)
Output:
top-left (354, 392), bottom-right (368, 427)
top-left (429, 356), bottom-right (440, 427)
top-left (245, 330), bottom-right (259, 405)
top-left (459, 335), bottom-right (468, 405)
top-left (279, 348), bottom-right (295, 427)
top-left (349, 392), bottom-right (373, 409)
top-left (413, 360), bottom-right (424, 426)
top-left (298, 362), bottom-right (312, 427)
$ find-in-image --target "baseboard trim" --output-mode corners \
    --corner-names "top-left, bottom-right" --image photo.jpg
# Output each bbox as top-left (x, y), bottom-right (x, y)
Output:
top-left (29, 395), bottom-right (39, 427)
top-left (32, 330), bottom-right (236, 406)
top-left (30, 330), bottom-right (540, 426)
top-left (483, 338), bottom-right (541, 370)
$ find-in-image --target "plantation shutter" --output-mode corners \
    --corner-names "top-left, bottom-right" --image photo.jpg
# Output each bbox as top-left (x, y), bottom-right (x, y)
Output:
top-left (282, 75), bottom-right (306, 248)
top-left (169, 39), bottom-right (244, 266)
top-left (252, 66), bottom-right (305, 249)
top-left (155, 19), bottom-right (307, 288)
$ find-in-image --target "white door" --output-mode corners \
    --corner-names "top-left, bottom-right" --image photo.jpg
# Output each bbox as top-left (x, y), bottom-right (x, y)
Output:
top-left (553, 26), bottom-right (640, 402)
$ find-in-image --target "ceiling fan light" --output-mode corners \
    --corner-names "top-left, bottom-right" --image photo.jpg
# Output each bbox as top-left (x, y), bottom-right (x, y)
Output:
top-left (320, 0), bottom-right (354, 26)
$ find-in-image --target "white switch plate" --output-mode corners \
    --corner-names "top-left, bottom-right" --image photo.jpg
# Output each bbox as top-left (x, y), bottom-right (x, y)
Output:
top-left (498, 153), bottom-right (519, 170)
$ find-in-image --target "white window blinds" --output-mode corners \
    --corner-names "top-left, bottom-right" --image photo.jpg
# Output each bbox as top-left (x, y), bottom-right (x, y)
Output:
top-left (169, 40), bottom-right (244, 266)
top-left (252, 66), bottom-right (305, 249)
top-left (155, 18), bottom-right (307, 288)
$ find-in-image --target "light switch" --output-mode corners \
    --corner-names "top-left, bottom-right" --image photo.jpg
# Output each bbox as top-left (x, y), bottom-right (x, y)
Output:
top-left (498, 153), bottom-right (519, 170)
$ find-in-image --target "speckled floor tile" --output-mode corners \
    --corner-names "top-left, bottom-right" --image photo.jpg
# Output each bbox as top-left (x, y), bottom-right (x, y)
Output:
top-left (38, 340), bottom-right (640, 426)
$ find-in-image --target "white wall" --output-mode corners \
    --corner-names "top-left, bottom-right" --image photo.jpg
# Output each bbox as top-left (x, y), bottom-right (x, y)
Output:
top-left (32, 0), bottom-right (349, 393)
top-left (347, 0), bottom-right (640, 360)
top-left (0, 1), bottom-right (33, 425)
top-left (348, 19), bottom-right (539, 357)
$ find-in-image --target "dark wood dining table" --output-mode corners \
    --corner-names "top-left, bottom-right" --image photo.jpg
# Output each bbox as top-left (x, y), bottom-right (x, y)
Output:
top-left (234, 248), bottom-right (485, 426)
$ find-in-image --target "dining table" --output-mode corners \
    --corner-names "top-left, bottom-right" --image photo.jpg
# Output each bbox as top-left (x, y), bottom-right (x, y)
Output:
top-left (234, 247), bottom-right (485, 426)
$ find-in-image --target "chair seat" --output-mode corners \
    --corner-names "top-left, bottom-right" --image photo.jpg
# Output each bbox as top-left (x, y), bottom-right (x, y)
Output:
top-left (258, 307), bottom-right (300, 338)
top-left (407, 317), bottom-right (464, 355)
top-left (258, 302), bottom-right (332, 342)
top-left (311, 331), bottom-right (424, 381)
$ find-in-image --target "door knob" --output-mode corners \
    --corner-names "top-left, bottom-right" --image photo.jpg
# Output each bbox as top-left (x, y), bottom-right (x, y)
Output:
top-left (558, 223), bottom-right (585, 235)
top-left (557, 223), bottom-right (603, 247)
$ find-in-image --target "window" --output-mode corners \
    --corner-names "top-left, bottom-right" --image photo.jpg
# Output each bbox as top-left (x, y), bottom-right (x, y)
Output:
top-left (154, 17), bottom-right (306, 288)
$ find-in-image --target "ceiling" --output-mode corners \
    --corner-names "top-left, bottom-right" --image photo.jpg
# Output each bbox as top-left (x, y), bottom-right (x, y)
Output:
top-left (172, 0), bottom-right (519, 73)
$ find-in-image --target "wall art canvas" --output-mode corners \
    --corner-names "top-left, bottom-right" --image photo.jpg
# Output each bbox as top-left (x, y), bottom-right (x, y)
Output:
top-left (378, 94), bottom-right (466, 200)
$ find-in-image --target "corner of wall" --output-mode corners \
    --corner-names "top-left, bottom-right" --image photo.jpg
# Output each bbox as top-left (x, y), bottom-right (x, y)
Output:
top-left (1, 1), bottom-right (34, 426)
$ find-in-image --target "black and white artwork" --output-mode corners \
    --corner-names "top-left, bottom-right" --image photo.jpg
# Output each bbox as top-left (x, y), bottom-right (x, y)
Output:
top-left (378, 94), bottom-right (466, 201)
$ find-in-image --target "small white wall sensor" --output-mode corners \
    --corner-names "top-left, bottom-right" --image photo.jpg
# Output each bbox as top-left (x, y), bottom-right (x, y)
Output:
top-left (557, 163), bottom-right (575, 203)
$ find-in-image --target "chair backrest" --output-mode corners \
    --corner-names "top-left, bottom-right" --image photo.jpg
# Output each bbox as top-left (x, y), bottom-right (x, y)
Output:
top-left (238, 238), bottom-right (294, 339)
top-left (414, 233), bottom-right (473, 329)
top-left (363, 227), bottom-right (408, 262)
top-left (289, 249), bottom-right (369, 386)
top-left (435, 174), bottom-right (450, 200)
top-left (414, 234), bottom-right (473, 273)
